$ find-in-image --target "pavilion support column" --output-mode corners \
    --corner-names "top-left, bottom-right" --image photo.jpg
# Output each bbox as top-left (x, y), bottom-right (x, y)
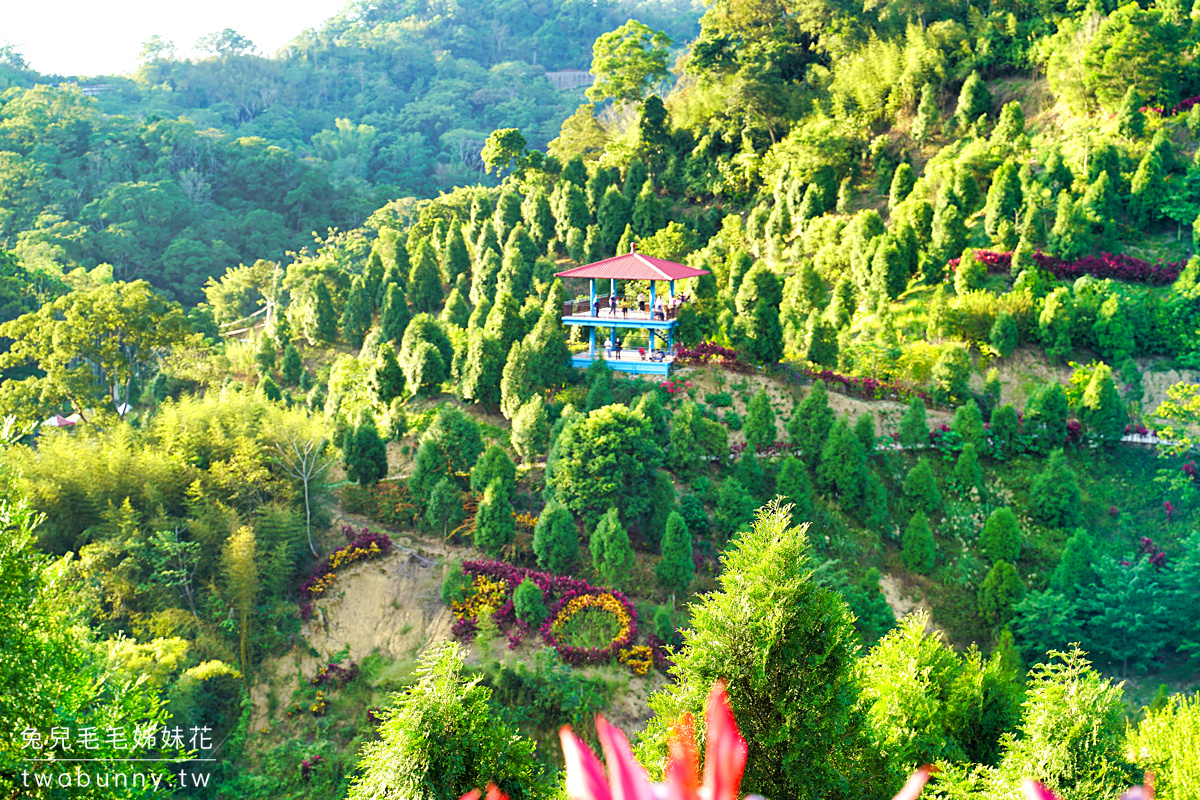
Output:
top-left (649, 281), bottom-right (656, 313)
top-left (668, 325), bottom-right (673, 353)
top-left (610, 277), bottom-right (616, 310)
top-left (590, 279), bottom-right (597, 316)
top-left (589, 326), bottom-right (596, 357)
top-left (669, 279), bottom-right (675, 299)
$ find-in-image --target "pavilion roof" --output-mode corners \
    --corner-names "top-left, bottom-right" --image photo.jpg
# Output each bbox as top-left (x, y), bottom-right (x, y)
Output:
top-left (554, 246), bottom-right (709, 281)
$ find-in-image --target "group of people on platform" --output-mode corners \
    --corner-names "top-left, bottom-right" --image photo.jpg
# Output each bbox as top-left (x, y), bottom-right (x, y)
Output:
top-left (592, 292), bottom-right (684, 320)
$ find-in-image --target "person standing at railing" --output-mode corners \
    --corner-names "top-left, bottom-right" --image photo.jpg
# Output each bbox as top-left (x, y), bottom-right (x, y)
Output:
top-left (637, 292), bottom-right (646, 314)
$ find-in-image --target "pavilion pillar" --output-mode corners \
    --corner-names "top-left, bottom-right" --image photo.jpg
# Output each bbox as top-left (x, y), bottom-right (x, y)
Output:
top-left (610, 277), bottom-right (616, 309)
top-left (590, 278), bottom-right (597, 316)
top-left (668, 325), bottom-right (673, 353)
top-left (649, 281), bottom-right (656, 311)
top-left (669, 279), bottom-right (675, 299)
top-left (589, 326), bottom-right (596, 357)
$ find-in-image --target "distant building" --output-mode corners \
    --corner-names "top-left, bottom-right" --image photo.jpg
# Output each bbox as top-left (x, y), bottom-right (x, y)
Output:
top-left (544, 71), bottom-right (593, 91)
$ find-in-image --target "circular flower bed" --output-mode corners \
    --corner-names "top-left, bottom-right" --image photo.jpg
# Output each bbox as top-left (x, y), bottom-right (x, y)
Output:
top-left (541, 591), bottom-right (636, 665)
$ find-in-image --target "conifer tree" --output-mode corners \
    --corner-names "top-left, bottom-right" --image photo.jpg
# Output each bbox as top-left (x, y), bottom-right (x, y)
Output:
top-left (912, 82), bottom-right (938, 140)
top-left (1029, 451), bottom-right (1082, 528)
top-left (374, 345), bottom-right (405, 403)
top-left (341, 276), bottom-right (372, 347)
top-left (632, 180), bottom-right (665, 237)
top-left (475, 479), bottom-right (515, 558)
top-left (380, 283), bottom-right (411, 343)
top-left (1116, 85), bottom-right (1145, 139)
top-left (931, 202), bottom-right (968, 266)
top-left (312, 281), bottom-right (338, 344)
top-left (443, 220), bottom-right (471, 284)
top-left (259, 373), bottom-right (282, 402)
top-left (954, 71), bottom-right (991, 129)
top-left (789, 380), bottom-right (835, 465)
top-left (496, 230), bottom-right (534, 304)
top-left (522, 190), bottom-right (556, 253)
top-left (992, 101), bottom-right (1025, 144)
top-left (615, 223), bottom-right (634, 257)
top-left (623, 158), bottom-right (648, 198)
top-left (597, 185), bottom-right (632, 254)
top-left (817, 418), bottom-right (867, 505)
top-left (255, 332), bottom-right (276, 375)
top-left (1026, 381), bottom-right (1069, 451)
top-left (727, 249), bottom-right (754, 295)
top-left (533, 500), bottom-right (578, 574)
top-left (1049, 191), bottom-right (1091, 261)
top-left (901, 511), bottom-right (935, 573)
top-left (775, 456), bottom-right (813, 521)
top-left (512, 578), bottom-right (547, 626)
top-left (984, 161), bottom-right (1023, 240)
top-left (440, 287), bottom-right (470, 329)
top-left (471, 249), bottom-right (502, 306)
top-left (743, 389), bottom-right (777, 452)
top-left (584, 224), bottom-right (605, 263)
top-left (871, 236), bottom-right (909, 300)
top-left (804, 317), bottom-right (839, 367)
top-left (280, 342), bottom-right (303, 385)
top-left (713, 477), bottom-right (757, 543)
top-left (426, 477), bottom-right (464, 536)
top-left (459, 329), bottom-right (504, 409)
top-left (990, 404), bottom-right (1020, 458)
top-left (744, 300), bottom-right (784, 364)
top-left (483, 292), bottom-right (524, 351)
top-left (898, 397), bottom-right (928, 448)
top-left (400, 314), bottom-right (453, 395)
top-left (494, 189), bottom-right (523, 244)
top-left (990, 310), bottom-right (1019, 357)
top-left (1079, 362), bottom-right (1125, 444)
top-left (735, 452), bottom-right (766, 500)
top-left (409, 240), bottom-right (444, 314)
top-left (1049, 529), bottom-right (1097, 598)
top-left (511, 395), bottom-right (550, 463)
top-left (980, 506), bottom-right (1021, 563)
top-left (1038, 287), bottom-right (1074, 363)
top-left (863, 469), bottom-right (889, 530)
top-left (471, 444), bottom-right (517, 502)
top-left (953, 441), bottom-right (982, 493)
top-left (1082, 171), bottom-right (1117, 223)
top-left (955, 248), bottom-right (987, 295)
top-left (889, 163), bottom-right (915, 211)
top-left (952, 401), bottom-right (985, 448)
top-left (1093, 294), bottom-right (1134, 364)
top-left (903, 457), bottom-right (941, 516)
top-left (1129, 152), bottom-right (1165, 227)
top-left (344, 411), bottom-right (388, 486)
top-left (656, 511), bottom-right (693, 597)
top-left (979, 560), bottom-right (1025, 625)
top-left (591, 507), bottom-right (633, 588)
top-left (555, 182), bottom-right (589, 242)
top-left (854, 412), bottom-right (876, 452)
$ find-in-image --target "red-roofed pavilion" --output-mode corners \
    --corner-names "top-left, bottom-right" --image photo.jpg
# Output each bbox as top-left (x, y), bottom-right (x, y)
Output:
top-left (554, 244), bottom-right (709, 374)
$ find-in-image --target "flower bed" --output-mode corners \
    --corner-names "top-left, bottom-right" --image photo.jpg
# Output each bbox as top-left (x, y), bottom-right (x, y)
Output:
top-left (947, 249), bottom-right (1183, 285)
top-left (448, 560), bottom-right (642, 669)
top-left (774, 361), bottom-right (932, 405)
top-left (675, 342), bottom-right (753, 372)
top-left (1144, 95), bottom-right (1200, 116)
top-left (299, 526), bottom-right (393, 619)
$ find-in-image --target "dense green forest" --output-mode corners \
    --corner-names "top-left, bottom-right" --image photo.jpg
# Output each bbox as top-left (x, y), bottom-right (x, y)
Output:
top-left (2, 0), bottom-right (1200, 797)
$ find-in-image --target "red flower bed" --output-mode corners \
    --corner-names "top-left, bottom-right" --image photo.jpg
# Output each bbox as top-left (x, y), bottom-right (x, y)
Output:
top-left (775, 362), bottom-right (932, 405)
top-left (299, 526), bottom-right (393, 619)
top-left (1143, 95), bottom-right (1200, 116)
top-left (948, 249), bottom-right (1183, 285)
top-left (675, 342), bottom-right (753, 372)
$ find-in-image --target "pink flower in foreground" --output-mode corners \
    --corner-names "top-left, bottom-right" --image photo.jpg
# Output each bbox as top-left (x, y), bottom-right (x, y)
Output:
top-left (461, 784), bottom-right (508, 800)
top-left (1022, 774), bottom-right (1156, 800)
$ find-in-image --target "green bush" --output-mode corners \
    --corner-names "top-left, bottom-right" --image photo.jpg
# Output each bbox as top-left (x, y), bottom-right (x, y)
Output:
top-left (979, 560), bottom-right (1025, 626)
top-left (532, 500), bottom-right (579, 575)
top-left (590, 507), bottom-right (633, 588)
top-left (475, 479), bottom-right (516, 558)
top-left (980, 506), bottom-right (1021, 563)
top-left (903, 458), bottom-right (941, 516)
top-left (1028, 451), bottom-right (1082, 528)
top-left (656, 511), bottom-right (693, 597)
top-left (901, 511), bottom-right (935, 574)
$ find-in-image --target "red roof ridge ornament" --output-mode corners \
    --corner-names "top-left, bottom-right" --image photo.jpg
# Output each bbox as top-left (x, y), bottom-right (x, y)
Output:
top-left (630, 242), bottom-right (637, 253)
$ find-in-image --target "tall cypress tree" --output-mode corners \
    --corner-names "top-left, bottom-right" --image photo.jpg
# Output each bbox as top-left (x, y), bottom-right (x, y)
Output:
top-left (341, 275), bottom-right (372, 348)
top-left (344, 411), bottom-right (389, 486)
top-left (533, 500), bottom-right (579, 574)
top-left (789, 380), bottom-right (835, 466)
top-left (475, 479), bottom-right (516, 558)
top-left (312, 281), bottom-right (338, 344)
top-left (409, 240), bottom-right (444, 314)
top-left (591, 507), bottom-right (633, 588)
top-left (380, 283), bottom-right (411, 343)
top-left (656, 511), bottom-right (693, 597)
top-left (443, 220), bottom-right (471, 285)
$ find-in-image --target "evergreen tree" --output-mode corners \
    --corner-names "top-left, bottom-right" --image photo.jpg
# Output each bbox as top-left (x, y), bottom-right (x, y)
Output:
top-left (585, 367), bottom-right (614, 410)
top-left (984, 161), bottom-right (1023, 240)
top-left (254, 332), bottom-right (276, 375)
top-left (1079, 362), bottom-right (1125, 444)
top-left (583, 224), bottom-right (605, 263)
top-left (1029, 451), bottom-right (1082, 528)
top-left (341, 275), bottom-right (372, 348)
top-left (1093, 294), bottom-right (1134, 364)
top-left (409, 240), bottom-right (444, 314)
top-left (889, 163), bottom-right (916, 210)
top-left (591, 507), bottom-right (633, 587)
top-left (954, 441), bottom-right (983, 493)
top-left (511, 395), bottom-right (550, 464)
top-left (863, 468), bottom-right (889, 530)
top-left (804, 317), bottom-right (839, 367)
top-left (713, 477), bottom-right (757, 543)
top-left (471, 249), bottom-right (502, 306)
top-left (1038, 286), bottom-right (1074, 363)
top-left (817, 418), bottom-right (867, 505)
top-left (426, 477), bottom-right (464, 536)
top-left (1049, 191), bottom-right (1091, 261)
top-left (912, 82), bottom-right (938, 140)
top-left (471, 444), bottom-right (517, 502)
top-left (952, 400), bottom-right (985, 449)
top-left (854, 412), bottom-right (876, 452)
top-left (634, 390), bottom-right (671, 449)
top-left (734, 452), bottom-right (766, 501)
top-left (280, 342), bottom-right (303, 385)
top-left (789, 380), bottom-right (835, 466)
top-left (1129, 152), bottom-right (1165, 227)
top-left (459, 330), bottom-right (504, 409)
top-left (555, 182), bottom-right (589, 242)
top-left (400, 315), bottom-right (452, 395)
top-left (521, 190), bottom-right (556, 253)
top-left (903, 458), bottom-right (941, 516)
top-left (931, 202), bottom-right (968, 266)
top-left (344, 411), bottom-right (389, 486)
top-left (512, 578), bottom-right (547, 626)
top-left (1116, 85), bottom-right (1145, 139)
top-left (380, 283), bottom-right (411, 343)
top-left (374, 345), bottom-right (405, 403)
top-left (797, 184), bottom-right (824, 226)
top-left (979, 560), bottom-right (1025, 626)
top-left (631, 180), bottom-right (665, 237)
top-left (955, 248), bottom-right (987, 295)
top-left (443, 220), bottom-right (472, 284)
top-left (668, 402), bottom-right (728, 479)
top-left (954, 71), bottom-right (991, 129)
top-left (901, 511), bottom-right (935, 573)
top-left (533, 500), bottom-right (578, 574)
top-left (656, 511), bottom-right (694, 597)
top-left (727, 249), bottom-right (754, 295)
top-left (635, 501), bottom-right (876, 800)
top-left (1082, 171), bottom-right (1117, 223)
top-left (494, 189), bottom-right (523, 244)
top-left (483, 292), bottom-right (524, 350)
top-left (440, 287), bottom-right (470, 328)
top-left (312, 281), bottom-right (338, 344)
top-left (259, 373), bottom-right (282, 402)
top-left (990, 310), bottom-right (1019, 357)
top-left (1026, 381), bottom-right (1069, 451)
top-left (992, 101), bottom-right (1025, 144)
top-left (953, 169), bottom-right (982, 214)
top-left (872, 236), bottom-right (909, 300)
top-left (990, 404), bottom-right (1021, 459)
top-left (271, 309), bottom-right (293, 350)
top-left (743, 389), bottom-right (776, 452)
top-left (1049, 529), bottom-right (1097, 598)
top-left (496, 227), bottom-right (535, 303)
top-left (475, 479), bottom-right (515, 558)
top-left (898, 397), bottom-right (929, 448)
top-left (775, 456), bottom-right (813, 521)
top-left (597, 185), bottom-right (633, 254)
top-left (980, 506), bottom-right (1021, 563)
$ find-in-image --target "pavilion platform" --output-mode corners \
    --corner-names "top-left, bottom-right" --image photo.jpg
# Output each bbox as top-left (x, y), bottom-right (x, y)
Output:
top-left (568, 349), bottom-right (675, 375)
